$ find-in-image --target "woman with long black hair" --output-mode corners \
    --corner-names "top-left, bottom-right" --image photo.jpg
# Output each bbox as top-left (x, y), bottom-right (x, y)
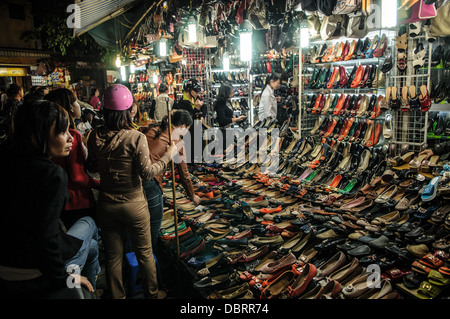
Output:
top-left (0, 99), bottom-right (100, 298)
top-left (258, 73), bottom-right (281, 123)
top-left (214, 83), bottom-right (246, 155)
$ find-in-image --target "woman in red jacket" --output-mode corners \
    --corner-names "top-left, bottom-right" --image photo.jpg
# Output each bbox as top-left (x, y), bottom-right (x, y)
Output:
top-left (45, 88), bottom-right (100, 228)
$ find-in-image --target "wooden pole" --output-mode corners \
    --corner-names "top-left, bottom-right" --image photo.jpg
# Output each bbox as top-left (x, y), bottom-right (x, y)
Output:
top-left (166, 99), bottom-right (180, 261)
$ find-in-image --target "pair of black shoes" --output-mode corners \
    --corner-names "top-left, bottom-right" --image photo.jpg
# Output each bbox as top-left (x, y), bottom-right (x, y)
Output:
top-left (431, 44), bottom-right (450, 68)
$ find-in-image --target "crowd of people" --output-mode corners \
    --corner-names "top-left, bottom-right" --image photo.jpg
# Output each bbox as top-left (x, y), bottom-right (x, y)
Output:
top-left (0, 82), bottom-right (201, 299)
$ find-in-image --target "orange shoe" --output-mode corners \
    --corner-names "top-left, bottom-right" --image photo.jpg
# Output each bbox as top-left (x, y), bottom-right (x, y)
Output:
top-left (338, 117), bottom-right (355, 141)
top-left (332, 94), bottom-right (347, 116)
top-left (259, 205), bottom-right (283, 214)
top-left (344, 40), bottom-right (357, 61)
top-left (326, 67), bottom-right (339, 89)
top-left (350, 65), bottom-right (365, 89)
top-left (323, 118), bottom-right (338, 138)
top-left (370, 95), bottom-right (384, 119)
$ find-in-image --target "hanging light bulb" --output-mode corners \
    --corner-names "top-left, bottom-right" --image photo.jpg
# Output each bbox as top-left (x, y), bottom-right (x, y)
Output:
top-left (239, 19), bottom-right (253, 62)
top-left (381, 0), bottom-right (397, 28)
top-left (115, 55), bottom-right (122, 68)
top-left (223, 52), bottom-right (230, 71)
top-left (187, 14), bottom-right (197, 43)
top-left (159, 38), bottom-right (167, 57)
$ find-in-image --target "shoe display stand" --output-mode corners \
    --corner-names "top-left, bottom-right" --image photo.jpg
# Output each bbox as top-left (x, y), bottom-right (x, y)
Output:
top-left (299, 29), bottom-right (396, 152)
top-left (426, 36), bottom-right (450, 142)
top-left (387, 25), bottom-right (434, 156)
top-left (249, 52), bottom-right (300, 127)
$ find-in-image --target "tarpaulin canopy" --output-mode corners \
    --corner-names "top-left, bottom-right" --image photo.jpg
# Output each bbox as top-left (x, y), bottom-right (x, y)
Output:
top-left (74, 0), bottom-right (157, 51)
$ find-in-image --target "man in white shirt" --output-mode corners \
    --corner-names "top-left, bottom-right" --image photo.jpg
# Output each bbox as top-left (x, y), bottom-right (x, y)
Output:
top-left (154, 83), bottom-right (174, 122)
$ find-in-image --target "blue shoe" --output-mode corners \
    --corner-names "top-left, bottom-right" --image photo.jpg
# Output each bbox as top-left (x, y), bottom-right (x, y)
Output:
top-left (421, 176), bottom-right (441, 202)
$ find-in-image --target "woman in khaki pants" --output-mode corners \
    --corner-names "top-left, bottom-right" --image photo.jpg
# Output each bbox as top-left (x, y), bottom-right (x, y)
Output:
top-left (87, 84), bottom-right (177, 299)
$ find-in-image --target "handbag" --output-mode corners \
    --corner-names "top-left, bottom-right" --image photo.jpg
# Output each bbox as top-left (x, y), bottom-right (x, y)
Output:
top-left (346, 12), bottom-right (368, 38)
top-left (333, 0), bottom-right (361, 14)
top-left (307, 12), bottom-right (322, 38)
top-left (320, 14), bottom-right (348, 40)
top-left (419, 0), bottom-right (437, 18)
top-left (431, 1), bottom-right (450, 36)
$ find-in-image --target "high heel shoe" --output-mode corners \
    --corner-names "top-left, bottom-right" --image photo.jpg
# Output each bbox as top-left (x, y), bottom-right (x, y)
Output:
top-left (373, 34), bottom-right (387, 58)
top-left (365, 35), bottom-right (379, 59)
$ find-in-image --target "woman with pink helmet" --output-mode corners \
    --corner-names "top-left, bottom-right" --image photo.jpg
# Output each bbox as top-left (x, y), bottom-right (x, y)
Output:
top-left (86, 84), bottom-right (178, 299)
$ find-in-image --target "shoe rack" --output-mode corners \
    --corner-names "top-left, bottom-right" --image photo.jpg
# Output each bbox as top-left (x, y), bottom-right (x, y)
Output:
top-left (426, 36), bottom-right (450, 142)
top-left (182, 47), bottom-right (211, 124)
top-left (388, 23), bottom-right (436, 155)
top-left (207, 51), bottom-right (252, 128)
top-left (249, 51), bottom-right (300, 127)
top-left (299, 28), bottom-right (395, 152)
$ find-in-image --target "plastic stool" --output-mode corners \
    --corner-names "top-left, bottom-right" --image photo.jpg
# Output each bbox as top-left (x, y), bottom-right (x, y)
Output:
top-left (124, 252), bottom-right (161, 298)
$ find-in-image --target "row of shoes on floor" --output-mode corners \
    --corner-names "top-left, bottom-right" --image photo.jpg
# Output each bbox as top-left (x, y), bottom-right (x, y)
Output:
top-left (307, 63), bottom-right (386, 90)
top-left (160, 166), bottom-right (449, 299)
top-left (306, 34), bottom-right (388, 65)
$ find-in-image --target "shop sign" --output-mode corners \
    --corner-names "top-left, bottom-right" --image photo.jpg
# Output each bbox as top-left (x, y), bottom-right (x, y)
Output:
top-left (0, 67), bottom-right (27, 77)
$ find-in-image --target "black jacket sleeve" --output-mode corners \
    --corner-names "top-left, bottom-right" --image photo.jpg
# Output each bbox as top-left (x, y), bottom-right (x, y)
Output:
top-left (38, 167), bottom-right (77, 288)
top-left (216, 102), bottom-right (233, 127)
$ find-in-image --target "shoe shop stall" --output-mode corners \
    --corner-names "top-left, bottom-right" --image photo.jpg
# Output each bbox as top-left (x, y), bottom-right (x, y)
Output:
top-left (83, 0), bottom-right (450, 301)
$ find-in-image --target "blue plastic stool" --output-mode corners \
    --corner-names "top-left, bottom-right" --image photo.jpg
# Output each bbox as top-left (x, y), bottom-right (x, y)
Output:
top-left (124, 252), bottom-right (161, 298)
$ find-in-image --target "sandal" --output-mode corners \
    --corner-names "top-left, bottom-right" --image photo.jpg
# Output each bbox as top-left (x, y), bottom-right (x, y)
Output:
top-left (417, 281), bottom-right (442, 299)
top-left (419, 84), bottom-right (432, 112)
top-left (413, 43), bottom-right (426, 71)
top-left (409, 153), bottom-right (428, 172)
top-left (428, 270), bottom-right (450, 286)
top-left (409, 85), bottom-right (421, 111)
top-left (421, 176), bottom-right (441, 202)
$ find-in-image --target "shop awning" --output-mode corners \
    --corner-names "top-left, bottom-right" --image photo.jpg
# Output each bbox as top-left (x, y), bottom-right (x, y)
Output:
top-left (73, 0), bottom-right (140, 37)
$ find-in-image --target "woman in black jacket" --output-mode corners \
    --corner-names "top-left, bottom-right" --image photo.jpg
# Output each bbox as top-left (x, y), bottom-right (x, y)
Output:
top-left (214, 83), bottom-right (246, 155)
top-left (0, 100), bottom-right (100, 298)
top-left (214, 83), bottom-right (246, 128)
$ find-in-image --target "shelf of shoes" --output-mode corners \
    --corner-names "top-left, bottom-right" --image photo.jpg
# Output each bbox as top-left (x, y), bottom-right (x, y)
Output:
top-left (207, 52), bottom-right (252, 128)
top-left (299, 29), bottom-right (396, 148)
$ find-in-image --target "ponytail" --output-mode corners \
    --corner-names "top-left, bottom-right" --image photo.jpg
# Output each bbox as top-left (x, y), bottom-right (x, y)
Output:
top-left (154, 115), bottom-right (169, 139)
top-left (261, 73), bottom-right (281, 96)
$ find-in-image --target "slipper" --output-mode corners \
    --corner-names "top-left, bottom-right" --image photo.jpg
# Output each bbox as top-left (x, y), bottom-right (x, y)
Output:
top-left (422, 155), bottom-right (439, 173)
top-left (421, 176), bottom-right (441, 202)
top-left (417, 281), bottom-right (442, 299)
top-left (439, 266), bottom-right (450, 277)
top-left (419, 253), bottom-right (444, 269)
top-left (409, 154), bottom-right (428, 172)
top-left (428, 270), bottom-right (450, 286)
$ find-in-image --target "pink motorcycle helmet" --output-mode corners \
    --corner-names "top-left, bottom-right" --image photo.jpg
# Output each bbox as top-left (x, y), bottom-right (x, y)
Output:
top-left (103, 84), bottom-right (133, 111)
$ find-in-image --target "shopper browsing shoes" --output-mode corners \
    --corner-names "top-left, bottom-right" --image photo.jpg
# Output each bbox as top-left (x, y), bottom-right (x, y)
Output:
top-left (45, 88), bottom-right (100, 229)
top-left (86, 84), bottom-right (178, 299)
top-left (140, 109), bottom-right (199, 252)
top-left (258, 73), bottom-right (281, 122)
top-left (0, 100), bottom-right (100, 298)
top-left (214, 83), bottom-right (246, 154)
